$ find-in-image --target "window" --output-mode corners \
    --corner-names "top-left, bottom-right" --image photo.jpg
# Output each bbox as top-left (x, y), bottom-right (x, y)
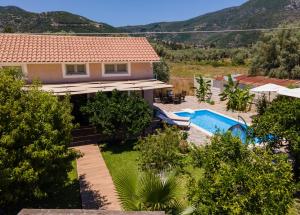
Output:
top-left (65, 64), bottom-right (87, 76)
top-left (104, 63), bottom-right (128, 75)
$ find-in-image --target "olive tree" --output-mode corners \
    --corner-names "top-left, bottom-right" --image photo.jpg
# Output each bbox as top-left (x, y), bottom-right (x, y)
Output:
top-left (250, 29), bottom-right (300, 79)
top-left (0, 69), bottom-right (78, 212)
top-left (188, 132), bottom-right (295, 214)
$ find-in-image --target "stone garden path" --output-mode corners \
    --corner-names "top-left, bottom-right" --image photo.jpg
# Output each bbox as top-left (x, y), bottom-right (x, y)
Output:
top-left (73, 144), bottom-right (121, 210)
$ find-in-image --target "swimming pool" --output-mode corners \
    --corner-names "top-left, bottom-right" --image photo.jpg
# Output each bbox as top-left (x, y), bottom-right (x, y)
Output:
top-left (175, 109), bottom-right (250, 143)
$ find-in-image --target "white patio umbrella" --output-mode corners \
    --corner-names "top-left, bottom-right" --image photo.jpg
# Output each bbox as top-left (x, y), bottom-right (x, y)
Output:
top-left (250, 83), bottom-right (287, 93)
top-left (250, 83), bottom-right (287, 100)
top-left (277, 88), bottom-right (300, 99)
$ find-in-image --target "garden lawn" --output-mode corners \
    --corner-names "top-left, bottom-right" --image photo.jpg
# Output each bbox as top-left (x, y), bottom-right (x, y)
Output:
top-left (101, 142), bottom-right (203, 197)
top-left (101, 143), bottom-right (139, 184)
top-left (101, 142), bottom-right (299, 214)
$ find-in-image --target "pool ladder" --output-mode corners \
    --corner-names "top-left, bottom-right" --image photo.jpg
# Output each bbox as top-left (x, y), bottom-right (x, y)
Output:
top-left (228, 115), bottom-right (248, 135)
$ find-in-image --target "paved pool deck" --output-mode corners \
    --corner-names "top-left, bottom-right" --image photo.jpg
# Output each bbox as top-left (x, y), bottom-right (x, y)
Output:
top-left (154, 95), bottom-right (256, 145)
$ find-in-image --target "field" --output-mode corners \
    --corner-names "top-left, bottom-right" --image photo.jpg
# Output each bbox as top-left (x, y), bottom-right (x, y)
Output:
top-left (168, 61), bottom-right (249, 78)
top-left (168, 61), bottom-right (249, 95)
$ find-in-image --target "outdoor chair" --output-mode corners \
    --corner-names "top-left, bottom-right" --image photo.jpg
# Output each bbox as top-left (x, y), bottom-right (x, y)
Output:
top-left (162, 96), bottom-right (172, 104)
top-left (155, 110), bottom-right (191, 130)
top-left (181, 91), bottom-right (187, 101)
top-left (154, 97), bottom-right (162, 103)
top-left (173, 94), bottom-right (182, 104)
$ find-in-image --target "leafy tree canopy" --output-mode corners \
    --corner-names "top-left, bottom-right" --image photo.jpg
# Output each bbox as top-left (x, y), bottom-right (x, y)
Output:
top-left (81, 90), bottom-right (152, 143)
top-left (252, 96), bottom-right (300, 179)
top-left (0, 69), bottom-right (78, 212)
top-left (152, 41), bottom-right (248, 65)
top-left (188, 132), bottom-right (295, 215)
top-left (153, 59), bottom-right (170, 82)
top-left (135, 126), bottom-right (188, 173)
top-left (250, 28), bottom-right (300, 79)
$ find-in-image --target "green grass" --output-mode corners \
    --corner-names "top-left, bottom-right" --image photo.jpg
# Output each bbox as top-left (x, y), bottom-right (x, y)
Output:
top-left (168, 61), bottom-right (249, 78)
top-left (101, 142), bottom-right (203, 201)
top-left (101, 142), bottom-right (139, 183)
top-left (101, 142), bottom-right (300, 214)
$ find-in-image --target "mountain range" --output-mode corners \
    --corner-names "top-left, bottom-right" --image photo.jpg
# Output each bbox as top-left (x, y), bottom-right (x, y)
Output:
top-left (121, 0), bottom-right (300, 47)
top-left (0, 6), bottom-right (118, 33)
top-left (1, 0), bottom-right (300, 47)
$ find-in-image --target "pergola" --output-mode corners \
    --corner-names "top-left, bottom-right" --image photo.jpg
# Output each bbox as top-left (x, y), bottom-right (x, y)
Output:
top-left (34, 79), bottom-right (173, 96)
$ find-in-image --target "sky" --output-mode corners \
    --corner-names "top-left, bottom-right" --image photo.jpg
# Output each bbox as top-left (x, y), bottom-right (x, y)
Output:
top-left (0, 0), bottom-right (248, 27)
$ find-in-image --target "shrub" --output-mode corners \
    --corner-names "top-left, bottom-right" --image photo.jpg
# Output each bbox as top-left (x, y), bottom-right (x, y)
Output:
top-left (135, 126), bottom-right (187, 173)
top-left (188, 132), bottom-right (295, 215)
top-left (0, 69), bottom-right (78, 212)
top-left (81, 90), bottom-right (152, 143)
top-left (255, 94), bottom-right (269, 115)
top-left (291, 66), bottom-right (300, 79)
top-left (231, 52), bottom-right (246, 65)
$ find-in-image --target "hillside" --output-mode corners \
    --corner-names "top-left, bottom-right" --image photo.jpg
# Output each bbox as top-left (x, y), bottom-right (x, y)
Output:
top-left (1, 1), bottom-right (300, 47)
top-left (121, 0), bottom-right (300, 47)
top-left (0, 6), bottom-right (119, 33)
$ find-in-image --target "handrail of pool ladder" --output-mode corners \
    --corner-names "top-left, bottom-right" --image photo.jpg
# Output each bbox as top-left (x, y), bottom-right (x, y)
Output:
top-left (228, 115), bottom-right (248, 133)
top-left (237, 115), bottom-right (248, 127)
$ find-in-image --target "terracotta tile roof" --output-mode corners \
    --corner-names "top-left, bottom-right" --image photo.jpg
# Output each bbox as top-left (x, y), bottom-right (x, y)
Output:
top-left (215, 75), bottom-right (300, 87)
top-left (235, 75), bottom-right (300, 87)
top-left (0, 34), bottom-right (160, 63)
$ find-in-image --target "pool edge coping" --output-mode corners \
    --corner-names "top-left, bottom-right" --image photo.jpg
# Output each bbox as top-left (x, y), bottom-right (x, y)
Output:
top-left (174, 108), bottom-right (248, 137)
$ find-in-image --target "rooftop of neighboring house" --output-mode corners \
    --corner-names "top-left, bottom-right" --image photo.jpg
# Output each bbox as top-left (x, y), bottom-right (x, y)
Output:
top-left (0, 34), bottom-right (160, 63)
top-left (215, 74), bottom-right (300, 87)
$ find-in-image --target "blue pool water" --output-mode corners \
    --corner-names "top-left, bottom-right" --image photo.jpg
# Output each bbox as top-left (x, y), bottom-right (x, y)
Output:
top-left (175, 109), bottom-right (253, 143)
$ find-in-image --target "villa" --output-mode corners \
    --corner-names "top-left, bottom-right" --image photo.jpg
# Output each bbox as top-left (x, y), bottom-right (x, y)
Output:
top-left (0, 33), bottom-right (172, 106)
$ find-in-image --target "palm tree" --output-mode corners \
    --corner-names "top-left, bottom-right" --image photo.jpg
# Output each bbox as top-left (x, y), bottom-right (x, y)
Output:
top-left (219, 75), bottom-right (254, 112)
top-left (219, 74), bottom-right (239, 101)
top-left (195, 75), bottom-right (212, 102)
top-left (115, 171), bottom-right (192, 215)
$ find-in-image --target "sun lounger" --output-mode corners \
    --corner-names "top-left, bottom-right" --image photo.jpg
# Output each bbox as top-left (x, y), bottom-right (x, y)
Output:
top-left (161, 110), bottom-right (190, 122)
top-left (157, 114), bottom-right (191, 128)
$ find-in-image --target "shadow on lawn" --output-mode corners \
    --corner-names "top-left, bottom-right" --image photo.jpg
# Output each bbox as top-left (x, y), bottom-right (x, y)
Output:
top-left (100, 140), bottom-right (136, 154)
top-left (36, 178), bottom-right (82, 209)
